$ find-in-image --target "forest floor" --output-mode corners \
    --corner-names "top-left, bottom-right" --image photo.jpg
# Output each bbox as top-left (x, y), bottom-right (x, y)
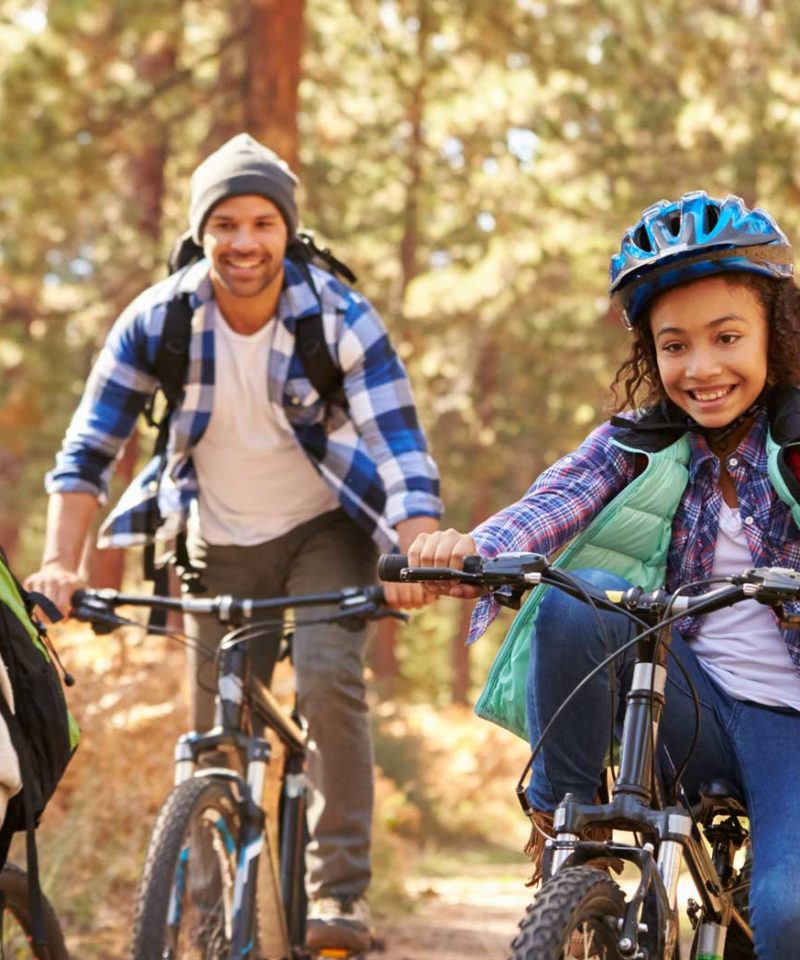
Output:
top-left (377, 861), bottom-right (530, 960)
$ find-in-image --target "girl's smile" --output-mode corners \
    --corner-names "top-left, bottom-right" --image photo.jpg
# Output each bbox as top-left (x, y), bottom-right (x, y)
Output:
top-left (649, 276), bottom-right (769, 430)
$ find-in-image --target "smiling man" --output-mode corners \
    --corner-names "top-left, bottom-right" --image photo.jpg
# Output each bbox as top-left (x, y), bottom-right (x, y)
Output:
top-left (27, 133), bottom-right (442, 953)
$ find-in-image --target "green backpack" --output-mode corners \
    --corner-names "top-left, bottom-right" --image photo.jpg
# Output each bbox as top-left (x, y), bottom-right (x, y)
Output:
top-left (0, 551), bottom-right (79, 945)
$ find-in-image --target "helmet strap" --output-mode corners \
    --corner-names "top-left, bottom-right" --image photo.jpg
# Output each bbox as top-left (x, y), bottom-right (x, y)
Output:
top-left (688, 387), bottom-right (770, 452)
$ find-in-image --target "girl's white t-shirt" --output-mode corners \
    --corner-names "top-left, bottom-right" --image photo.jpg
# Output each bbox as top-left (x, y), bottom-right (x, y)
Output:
top-left (692, 498), bottom-right (800, 709)
top-left (190, 303), bottom-right (339, 545)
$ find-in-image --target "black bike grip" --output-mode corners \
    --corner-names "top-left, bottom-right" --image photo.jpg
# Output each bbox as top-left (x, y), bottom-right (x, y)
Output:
top-left (70, 589), bottom-right (88, 609)
top-left (378, 554), bottom-right (409, 582)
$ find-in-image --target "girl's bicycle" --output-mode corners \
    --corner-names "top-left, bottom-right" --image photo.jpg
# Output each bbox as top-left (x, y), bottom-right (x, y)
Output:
top-left (378, 550), bottom-right (783, 960)
top-left (71, 583), bottom-right (404, 960)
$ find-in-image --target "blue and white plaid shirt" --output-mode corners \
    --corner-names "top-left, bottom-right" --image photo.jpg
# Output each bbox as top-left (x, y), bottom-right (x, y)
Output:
top-left (47, 258), bottom-right (442, 553)
top-left (469, 410), bottom-right (800, 674)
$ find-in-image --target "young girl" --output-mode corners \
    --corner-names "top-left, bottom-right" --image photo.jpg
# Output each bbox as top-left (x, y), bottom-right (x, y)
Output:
top-left (409, 191), bottom-right (800, 958)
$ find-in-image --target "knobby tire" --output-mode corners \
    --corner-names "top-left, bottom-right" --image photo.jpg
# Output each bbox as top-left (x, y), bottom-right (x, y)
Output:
top-left (131, 776), bottom-right (241, 960)
top-left (508, 866), bottom-right (626, 960)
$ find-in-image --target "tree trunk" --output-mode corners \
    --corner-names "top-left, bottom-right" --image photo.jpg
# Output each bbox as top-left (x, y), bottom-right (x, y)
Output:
top-left (371, 4), bottom-right (433, 690)
top-left (89, 31), bottom-right (177, 589)
top-left (244, 0), bottom-right (303, 170)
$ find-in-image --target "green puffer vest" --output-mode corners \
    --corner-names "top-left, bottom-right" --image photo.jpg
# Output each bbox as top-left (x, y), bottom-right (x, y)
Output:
top-left (475, 393), bottom-right (800, 742)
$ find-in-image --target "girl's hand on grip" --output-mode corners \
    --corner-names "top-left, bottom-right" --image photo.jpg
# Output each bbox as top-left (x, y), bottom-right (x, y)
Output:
top-left (407, 529), bottom-right (485, 600)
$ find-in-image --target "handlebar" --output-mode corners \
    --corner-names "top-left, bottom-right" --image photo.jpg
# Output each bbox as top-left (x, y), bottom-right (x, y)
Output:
top-left (378, 551), bottom-right (800, 617)
top-left (71, 584), bottom-right (405, 632)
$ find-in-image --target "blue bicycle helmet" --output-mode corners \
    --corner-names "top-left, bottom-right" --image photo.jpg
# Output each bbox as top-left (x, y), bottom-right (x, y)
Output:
top-left (610, 190), bottom-right (794, 328)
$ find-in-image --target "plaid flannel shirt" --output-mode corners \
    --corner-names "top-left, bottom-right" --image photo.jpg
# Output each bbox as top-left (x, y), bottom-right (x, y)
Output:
top-left (47, 258), bottom-right (442, 553)
top-left (469, 410), bottom-right (800, 674)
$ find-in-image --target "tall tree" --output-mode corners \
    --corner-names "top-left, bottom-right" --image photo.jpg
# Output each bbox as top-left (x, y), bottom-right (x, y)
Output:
top-left (244, 0), bottom-right (303, 168)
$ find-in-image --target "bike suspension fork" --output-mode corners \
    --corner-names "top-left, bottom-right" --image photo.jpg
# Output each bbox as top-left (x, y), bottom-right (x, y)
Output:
top-left (279, 746), bottom-right (308, 946)
top-left (230, 736), bottom-right (272, 958)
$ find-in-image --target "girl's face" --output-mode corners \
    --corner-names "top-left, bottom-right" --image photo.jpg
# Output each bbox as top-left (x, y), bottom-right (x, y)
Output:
top-left (649, 275), bottom-right (769, 429)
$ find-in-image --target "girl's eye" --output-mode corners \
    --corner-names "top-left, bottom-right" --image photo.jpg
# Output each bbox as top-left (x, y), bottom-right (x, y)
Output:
top-left (719, 333), bottom-right (741, 345)
top-left (661, 342), bottom-right (684, 354)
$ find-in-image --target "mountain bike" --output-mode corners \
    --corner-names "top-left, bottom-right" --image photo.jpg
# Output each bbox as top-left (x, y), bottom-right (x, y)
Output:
top-left (378, 550), bottom-right (778, 960)
top-left (0, 863), bottom-right (68, 959)
top-left (71, 583), bottom-right (404, 960)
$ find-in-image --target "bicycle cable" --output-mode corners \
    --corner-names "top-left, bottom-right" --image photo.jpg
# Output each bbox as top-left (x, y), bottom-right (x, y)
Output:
top-left (516, 575), bottom-right (734, 818)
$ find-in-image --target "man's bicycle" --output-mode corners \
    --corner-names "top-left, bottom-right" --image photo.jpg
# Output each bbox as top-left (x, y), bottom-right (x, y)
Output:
top-left (378, 550), bottom-right (778, 960)
top-left (71, 584), bottom-right (404, 960)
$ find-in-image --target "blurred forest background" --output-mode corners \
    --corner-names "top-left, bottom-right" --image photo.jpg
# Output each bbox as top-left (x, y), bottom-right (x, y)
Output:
top-left (3, 0), bottom-right (800, 952)
top-left (5, 0), bottom-right (800, 700)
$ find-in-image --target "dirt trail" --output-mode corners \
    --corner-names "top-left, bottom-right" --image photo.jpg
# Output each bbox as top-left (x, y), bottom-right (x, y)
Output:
top-left (375, 864), bottom-right (699, 959)
top-left (378, 867), bottom-right (531, 960)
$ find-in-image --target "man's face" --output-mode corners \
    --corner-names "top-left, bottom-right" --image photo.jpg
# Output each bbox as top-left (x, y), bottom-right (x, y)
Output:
top-left (202, 194), bottom-right (288, 299)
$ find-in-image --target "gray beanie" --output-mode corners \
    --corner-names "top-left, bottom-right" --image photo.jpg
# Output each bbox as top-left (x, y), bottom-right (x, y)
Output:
top-left (189, 133), bottom-right (299, 242)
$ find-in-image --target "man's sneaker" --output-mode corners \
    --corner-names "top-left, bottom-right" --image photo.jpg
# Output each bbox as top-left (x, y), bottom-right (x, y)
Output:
top-left (306, 895), bottom-right (372, 954)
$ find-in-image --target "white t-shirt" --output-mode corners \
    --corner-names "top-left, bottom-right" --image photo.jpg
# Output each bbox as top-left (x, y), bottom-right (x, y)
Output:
top-left (692, 498), bottom-right (800, 709)
top-left (190, 302), bottom-right (339, 545)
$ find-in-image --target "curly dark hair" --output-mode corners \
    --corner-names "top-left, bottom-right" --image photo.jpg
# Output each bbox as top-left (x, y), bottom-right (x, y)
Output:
top-left (610, 272), bottom-right (800, 412)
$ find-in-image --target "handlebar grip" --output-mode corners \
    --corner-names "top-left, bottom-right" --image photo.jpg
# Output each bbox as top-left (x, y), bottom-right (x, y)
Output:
top-left (378, 554), bottom-right (409, 582)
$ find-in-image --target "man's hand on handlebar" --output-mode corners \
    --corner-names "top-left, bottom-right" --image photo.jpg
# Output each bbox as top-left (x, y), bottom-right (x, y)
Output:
top-left (406, 528), bottom-right (485, 600)
top-left (382, 515), bottom-right (441, 610)
top-left (24, 563), bottom-right (86, 621)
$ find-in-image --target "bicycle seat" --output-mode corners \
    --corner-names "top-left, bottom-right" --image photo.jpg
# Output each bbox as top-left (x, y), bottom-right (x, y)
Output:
top-left (692, 779), bottom-right (747, 823)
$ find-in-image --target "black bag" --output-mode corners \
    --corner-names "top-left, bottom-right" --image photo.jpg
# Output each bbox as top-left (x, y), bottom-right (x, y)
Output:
top-left (0, 552), bottom-right (78, 948)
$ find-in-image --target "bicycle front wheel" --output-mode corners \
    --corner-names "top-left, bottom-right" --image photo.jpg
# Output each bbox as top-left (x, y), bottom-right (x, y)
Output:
top-left (509, 866), bottom-right (626, 960)
top-left (131, 777), bottom-right (241, 960)
top-left (0, 864), bottom-right (67, 960)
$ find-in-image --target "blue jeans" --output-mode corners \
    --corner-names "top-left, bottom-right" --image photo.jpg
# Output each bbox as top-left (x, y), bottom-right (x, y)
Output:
top-left (526, 569), bottom-right (800, 960)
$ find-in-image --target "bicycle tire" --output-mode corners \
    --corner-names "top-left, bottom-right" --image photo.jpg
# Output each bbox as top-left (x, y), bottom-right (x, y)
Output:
top-left (0, 863), bottom-right (68, 959)
top-left (508, 866), bottom-right (626, 960)
top-left (131, 776), bottom-right (241, 960)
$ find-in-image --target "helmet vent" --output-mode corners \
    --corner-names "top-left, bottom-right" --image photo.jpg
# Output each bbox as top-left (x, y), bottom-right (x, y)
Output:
top-left (665, 211), bottom-right (682, 238)
top-left (633, 224), bottom-right (652, 252)
top-left (703, 203), bottom-right (720, 234)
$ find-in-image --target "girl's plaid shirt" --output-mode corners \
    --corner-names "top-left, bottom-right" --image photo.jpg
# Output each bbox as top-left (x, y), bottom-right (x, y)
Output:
top-left (469, 410), bottom-right (800, 674)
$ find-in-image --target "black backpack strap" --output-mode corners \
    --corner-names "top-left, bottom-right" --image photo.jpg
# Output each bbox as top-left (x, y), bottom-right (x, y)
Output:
top-left (291, 258), bottom-right (347, 412)
top-left (143, 293), bottom-right (194, 615)
top-left (287, 232), bottom-right (358, 285)
top-left (153, 293), bottom-right (194, 416)
top-left (0, 701), bottom-right (47, 951)
top-left (168, 229), bottom-right (205, 274)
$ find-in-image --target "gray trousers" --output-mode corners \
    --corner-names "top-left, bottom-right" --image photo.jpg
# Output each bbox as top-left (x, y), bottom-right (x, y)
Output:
top-left (185, 508), bottom-right (378, 899)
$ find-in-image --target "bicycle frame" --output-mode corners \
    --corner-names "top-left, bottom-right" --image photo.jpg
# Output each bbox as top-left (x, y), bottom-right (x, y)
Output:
top-left (172, 627), bottom-right (310, 960)
top-left (73, 582), bottom-right (398, 960)
top-left (379, 552), bottom-right (779, 958)
top-left (544, 621), bottom-right (751, 958)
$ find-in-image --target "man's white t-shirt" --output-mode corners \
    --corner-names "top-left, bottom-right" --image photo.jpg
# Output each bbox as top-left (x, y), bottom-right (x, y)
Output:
top-left (190, 302), bottom-right (339, 545)
top-left (692, 497), bottom-right (800, 709)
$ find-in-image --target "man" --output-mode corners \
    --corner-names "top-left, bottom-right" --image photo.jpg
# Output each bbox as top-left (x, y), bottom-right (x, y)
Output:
top-left (26, 133), bottom-right (442, 953)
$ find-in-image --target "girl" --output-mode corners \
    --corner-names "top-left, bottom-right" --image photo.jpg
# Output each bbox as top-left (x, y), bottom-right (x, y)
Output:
top-left (409, 191), bottom-right (800, 958)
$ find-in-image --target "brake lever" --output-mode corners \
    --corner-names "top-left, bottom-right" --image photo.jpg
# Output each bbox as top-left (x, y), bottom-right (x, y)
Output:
top-left (329, 602), bottom-right (408, 632)
top-left (374, 608), bottom-right (409, 623)
top-left (491, 585), bottom-right (526, 610)
top-left (70, 605), bottom-right (123, 635)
